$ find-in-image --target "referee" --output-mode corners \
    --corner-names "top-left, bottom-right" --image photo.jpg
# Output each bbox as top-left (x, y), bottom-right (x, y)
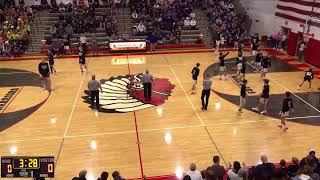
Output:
top-left (142, 70), bottom-right (153, 102)
top-left (201, 74), bottom-right (212, 110)
top-left (88, 74), bottom-right (102, 111)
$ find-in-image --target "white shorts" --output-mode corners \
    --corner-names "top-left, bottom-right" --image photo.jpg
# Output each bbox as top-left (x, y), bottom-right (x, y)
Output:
top-left (280, 111), bottom-right (290, 117)
top-left (192, 79), bottom-right (197, 85)
top-left (252, 50), bottom-right (257, 56)
top-left (237, 63), bottom-right (242, 70)
top-left (240, 96), bottom-right (246, 105)
top-left (220, 66), bottom-right (226, 72)
top-left (263, 68), bottom-right (268, 73)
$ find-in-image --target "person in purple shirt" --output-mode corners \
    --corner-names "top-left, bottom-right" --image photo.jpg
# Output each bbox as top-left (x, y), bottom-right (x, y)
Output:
top-left (147, 33), bottom-right (158, 52)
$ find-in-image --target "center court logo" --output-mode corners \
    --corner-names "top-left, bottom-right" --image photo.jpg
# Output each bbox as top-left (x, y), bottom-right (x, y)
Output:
top-left (82, 74), bottom-right (175, 113)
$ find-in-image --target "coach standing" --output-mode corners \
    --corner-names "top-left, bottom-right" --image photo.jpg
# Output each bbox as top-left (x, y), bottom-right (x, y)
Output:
top-left (142, 70), bottom-right (153, 102)
top-left (88, 74), bottom-right (102, 111)
top-left (201, 74), bottom-right (212, 110)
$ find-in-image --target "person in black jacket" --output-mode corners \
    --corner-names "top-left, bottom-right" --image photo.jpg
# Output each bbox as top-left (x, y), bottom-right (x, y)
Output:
top-left (79, 47), bottom-right (87, 73)
top-left (279, 92), bottom-right (294, 132)
top-left (191, 63), bottom-right (200, 92)
top-left (237, 79), bottom-right (247, 116)
top-left (252, 79), bottom-right (270, 114)
top-left (38, 58), bottom-right (52, 91)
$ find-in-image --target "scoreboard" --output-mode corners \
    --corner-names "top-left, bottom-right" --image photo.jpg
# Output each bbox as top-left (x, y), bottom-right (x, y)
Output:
top-left (1, 156), bottom-right (54, 178)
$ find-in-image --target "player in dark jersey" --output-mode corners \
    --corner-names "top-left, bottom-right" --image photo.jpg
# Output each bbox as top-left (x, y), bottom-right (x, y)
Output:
top-left (255, 49), bottom-right (263, 68)
top-left (219, 51), bottom-right (229, 80)
top-left (238, 43), bottom-right (243, 57)
top-left (215, 32), bottom-right (221, 52)
top-left (298, 68), bottom-right (314, 90)
top-left (261, 56), bottom-right (271, 81)
top-left (240, 58), bottom-right (247, 81)
top-left (38, 58), bottom-right (52, 91)
top-left (236, 52), bottom-right (244, 78)
top-left (237, 79), bottom-right (247, 116)
top-left (251, 33), bottom-right (260, 62)
top-left (191, 63), bottom-right (200, 92)
top-left (48, 49), bottom-right (56, 75)
top-left (79, 47), bottom-right (87, 73)
top-left (279, 92), bottom-right (294, 132)
top-left (252, 79), bottom-right (270, 114)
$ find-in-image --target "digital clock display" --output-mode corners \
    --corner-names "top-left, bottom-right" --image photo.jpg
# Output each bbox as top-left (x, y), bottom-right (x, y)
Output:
top-left (1, 156), bottom-right (54, 178)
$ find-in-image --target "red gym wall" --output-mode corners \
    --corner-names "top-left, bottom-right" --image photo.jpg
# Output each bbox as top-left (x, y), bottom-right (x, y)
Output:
top-left (305, 38), bottom-right (320, 68)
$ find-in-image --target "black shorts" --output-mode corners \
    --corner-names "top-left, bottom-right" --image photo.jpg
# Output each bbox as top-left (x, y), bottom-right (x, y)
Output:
top-left (79, 60), bottom-right (86, 64)
top-left (49, 61), bottom-right (54, 65)
top-left (304, 78), bottom-right (311, 82)
top-left (41, 73), bottom-right (50, 78)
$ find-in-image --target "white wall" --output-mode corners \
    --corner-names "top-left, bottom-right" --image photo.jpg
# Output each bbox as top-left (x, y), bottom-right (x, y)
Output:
top-left (239, 0), bottom-right (277, 36)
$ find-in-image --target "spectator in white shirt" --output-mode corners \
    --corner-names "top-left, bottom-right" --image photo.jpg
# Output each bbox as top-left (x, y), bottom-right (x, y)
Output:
top-left (132, 10), bottom-right (138, 22)
top-left (227, 161), bottom-right (243, 180)
top-left (186, 163), bottom-right (203, 180)
top-left (137, 22), bottom-right (146, 35)
top-left (190, 18), bottom-right (197, 30)
top-left (184, 17), bottom-right (191, 29)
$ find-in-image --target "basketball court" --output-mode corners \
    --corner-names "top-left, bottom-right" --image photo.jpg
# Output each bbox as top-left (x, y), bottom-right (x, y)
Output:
top-left (1, 49), bottom-right (320, 180)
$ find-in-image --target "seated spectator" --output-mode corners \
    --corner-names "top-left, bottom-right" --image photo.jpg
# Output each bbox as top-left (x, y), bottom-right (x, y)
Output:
top-left (112, 171), bottom-right (125, 180)
top-left (292, 166), bottom-right (314, 180)
top-left (288, 157), bottom-right (300, 177)
top-left (184, 17), bottom-right (190, 29)
top-left (50, 24), bottom-right (57, 37)
top-left (132, 10), bottom-right (138, 22)
top-left (205, 156), bottom-right (225, 180)
top-left (278, 159), bottom-right (288, 179)
top-left (97, 171), bottom-right (108, 180)
top-left (137, 21), bottom-right (146, 35)
top-left (227, 161), bottom-right (242, 180)
top-left (186, 163), bottom-right (203, 180)
top-left (190, 18), bottom-right (197, 30)
top-left (252, 155), bottom-right (275, 180)
top-left (78, 170), bottom-right (87, 180)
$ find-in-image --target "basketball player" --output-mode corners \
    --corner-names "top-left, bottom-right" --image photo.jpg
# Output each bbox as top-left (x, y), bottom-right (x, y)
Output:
top-left (298, 68), bottom-right (314, 90)
top-left (219, 51), bottom-right (229, 80)
top-left (251, 33), bottom-right (260, 62)
top-left (279, 92), bottom-right (294, 132)
top-left (215, 32), bottom-right (221, 52)
top-left (237, 79), bottom-right (247, 115)
top-left (255, 49), bottom-right (263, 68)
top-left (201, 74), bottom-right (212, 110)
top-left (142, 70), bottom-right (153, 102)
top-left (261, 56), bottom-right (271, 81)
top-left (38, 58), bottom-right (52, 91)
top-left (48, 48), bottom-right (56, 75)
top-left (191, 63), bottom-right (200, 92)
top-left (240, 57), bottom-right (247, 81)
top-left (220, 35), bottom-right (225, 49)
top-left (79, 47), bottom-right (87, 73)
top-left (236, 52), bottom-right (244, 78)
top-left (252, 79), bottom-right (270, 114)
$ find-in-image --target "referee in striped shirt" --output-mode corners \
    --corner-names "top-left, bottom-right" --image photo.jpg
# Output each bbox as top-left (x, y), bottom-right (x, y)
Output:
top-left (201, 74), bottom-right (212, 110)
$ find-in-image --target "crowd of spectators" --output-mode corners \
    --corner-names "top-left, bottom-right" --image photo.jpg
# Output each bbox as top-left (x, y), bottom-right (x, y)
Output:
top-left (0, 7), bottom-right (32, 57)
top-left (65, 150), bottom-right (320, 180)
top-left (129, 0), bottom-right (201, 44)
top-left (207, 0), bottom-right (248, 49)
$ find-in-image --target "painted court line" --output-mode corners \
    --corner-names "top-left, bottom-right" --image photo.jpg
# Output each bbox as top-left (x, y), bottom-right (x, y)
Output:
top-left (163, 54), bottom-right (229, 166)
top-left (0, 119), bottom-right (274, 144)
top-left (285, 115), bottom-right (320, 120)
top-left (247, 63), bottom-right (320, 113)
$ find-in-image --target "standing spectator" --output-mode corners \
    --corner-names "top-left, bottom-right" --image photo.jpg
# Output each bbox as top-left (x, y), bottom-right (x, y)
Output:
top-left (142, 70), bottom-right (153, 102)
top-left (252, 155), bottom-right (275, 180)
top-left (137, 21), bottom-right (146, 35)
top-left (297, 40), bottom-right (306, 62)
top-left (147, 33), bottom-right (158, 52)
top-left (205, 156), bottom-right (225, 180)
top-left (88, 74), bottom-right (102, 111)
top-left (186, 163), bottom-right (203, 180)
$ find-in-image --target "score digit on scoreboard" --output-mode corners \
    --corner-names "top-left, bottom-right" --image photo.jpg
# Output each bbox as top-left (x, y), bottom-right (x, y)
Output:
top-left (1, 156), bottom-right (54, 178)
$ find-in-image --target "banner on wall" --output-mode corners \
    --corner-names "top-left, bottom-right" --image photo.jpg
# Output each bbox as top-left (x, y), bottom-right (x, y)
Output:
top-left (109, 41), bottom-right (147, 52)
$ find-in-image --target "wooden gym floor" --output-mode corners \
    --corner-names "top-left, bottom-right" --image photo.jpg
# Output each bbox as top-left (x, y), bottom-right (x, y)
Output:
top-left (1, 49), bottom-right (320, 180)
